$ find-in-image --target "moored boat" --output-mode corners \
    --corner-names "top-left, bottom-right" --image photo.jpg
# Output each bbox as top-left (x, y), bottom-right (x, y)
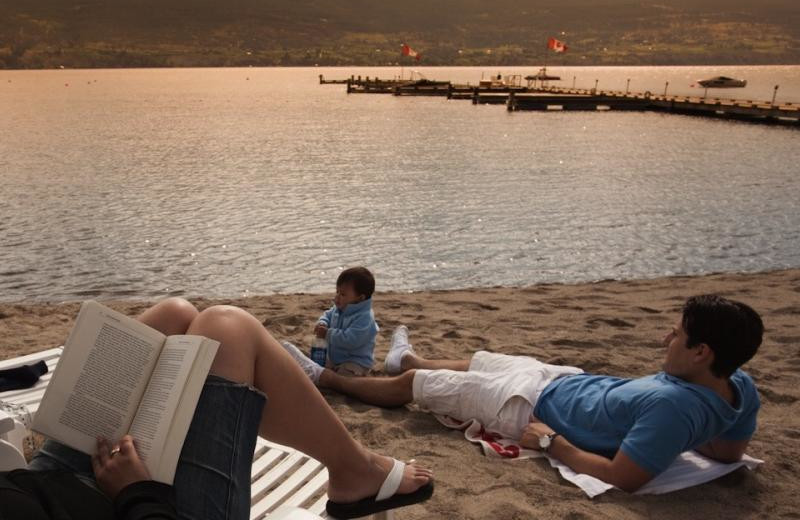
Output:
top-left (696, 76), bottom-right (747, 88)
top-left (525, 67), bottom-right (561, 82)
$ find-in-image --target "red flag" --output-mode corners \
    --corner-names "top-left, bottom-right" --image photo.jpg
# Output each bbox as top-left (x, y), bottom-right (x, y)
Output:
top-left (401, 43), bottom-right (422, 61)
top-left (547, 37), bottom-right (568, 53)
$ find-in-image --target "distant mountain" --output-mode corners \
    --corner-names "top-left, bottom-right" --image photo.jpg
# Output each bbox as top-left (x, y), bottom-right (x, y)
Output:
top-left (1, 0), bottom-right (798, 68)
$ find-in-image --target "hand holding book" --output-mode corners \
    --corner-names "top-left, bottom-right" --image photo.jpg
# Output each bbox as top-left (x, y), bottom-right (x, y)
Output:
top-left (33, 301), bottom-right (219, 484)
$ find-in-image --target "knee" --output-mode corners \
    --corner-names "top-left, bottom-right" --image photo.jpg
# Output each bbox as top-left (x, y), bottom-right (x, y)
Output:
top-left (190, 305), bottom-right (259, 349)
top-left (192, 305), bottom-right (250, 330)
top-left (140, 297), bottom-right (200, 335)
top-left (163, 297), bottom-right (199, 318)
top-left (399, 370), bottom-right (416, 386)
top-left (160, 297), bottom-right (199, 328)
top-left (190, 306), bottom-right (259, 373)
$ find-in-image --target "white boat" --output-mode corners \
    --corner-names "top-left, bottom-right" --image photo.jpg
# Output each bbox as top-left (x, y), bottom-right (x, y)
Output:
top-left (478, 73), bottom-right (522, 88)
top-left (696, 76), bottom-right (747, 88)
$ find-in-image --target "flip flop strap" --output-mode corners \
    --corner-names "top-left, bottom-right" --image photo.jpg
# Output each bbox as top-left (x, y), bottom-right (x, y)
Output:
top-left (376, 459), bottom-right (405, 502)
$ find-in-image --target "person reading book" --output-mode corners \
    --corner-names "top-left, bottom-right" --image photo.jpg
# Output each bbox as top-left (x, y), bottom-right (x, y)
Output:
top-left (282, 294), bottom-right (762, 493)
top-left (0, 298), bottom-right (433, 520)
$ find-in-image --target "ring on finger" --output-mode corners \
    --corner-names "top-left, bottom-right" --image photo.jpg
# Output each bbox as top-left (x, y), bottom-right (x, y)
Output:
top-left (110, 447), bottom-right (121, 458)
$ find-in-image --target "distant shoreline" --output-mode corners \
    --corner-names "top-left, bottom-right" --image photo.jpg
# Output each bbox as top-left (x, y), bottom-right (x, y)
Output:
top-left (4, 62), bottom-right (800, 72)
top-left (1, 268), bottom-right (797, 306)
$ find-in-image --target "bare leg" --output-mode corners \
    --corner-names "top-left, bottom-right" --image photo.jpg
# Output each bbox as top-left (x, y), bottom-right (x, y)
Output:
top-left (137, 297), bottom-right (199, 335)
top-left (401, 353), bottom-right (470, 372)
top-left (185, 306), bottom-right (431, 504)
top-left (319, 370), bottom-right (417, 407)
top-left (388, 326), bottom-right (471, 373)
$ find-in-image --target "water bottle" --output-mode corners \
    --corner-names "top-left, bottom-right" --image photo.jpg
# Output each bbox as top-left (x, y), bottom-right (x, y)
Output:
top-left (310, 336), bottom-right (328, 367)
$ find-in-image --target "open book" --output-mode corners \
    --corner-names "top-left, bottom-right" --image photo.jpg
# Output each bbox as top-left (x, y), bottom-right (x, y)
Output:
top-left (33, 300), bottom-right (219, 484)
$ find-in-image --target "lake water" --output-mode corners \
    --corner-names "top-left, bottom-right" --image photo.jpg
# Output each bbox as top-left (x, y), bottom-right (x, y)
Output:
top-left (1, 65), bottom-right (799, 303)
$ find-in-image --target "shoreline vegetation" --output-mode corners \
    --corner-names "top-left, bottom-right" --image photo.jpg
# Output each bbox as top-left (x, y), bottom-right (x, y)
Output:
top-left (3, 43), bottom-right (798, 71)
top-left (2, 268), bottom-right (799, 517)
top-left (2, 0), bottom-right (799, 69)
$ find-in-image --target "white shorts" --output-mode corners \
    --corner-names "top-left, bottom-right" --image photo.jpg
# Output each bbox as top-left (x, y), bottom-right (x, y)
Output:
top-left (412, 351), bottom-right (582, 439)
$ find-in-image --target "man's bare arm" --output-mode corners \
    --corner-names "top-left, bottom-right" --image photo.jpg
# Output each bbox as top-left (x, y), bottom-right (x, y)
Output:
top-left (521, 421), bottom-right (652, 492)
top-left (694, 437), bottom-right (750, 463)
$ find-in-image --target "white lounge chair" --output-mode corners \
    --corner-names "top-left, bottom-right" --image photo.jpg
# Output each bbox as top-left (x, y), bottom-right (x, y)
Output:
top-left (0, 347), bottom-right (393, 519)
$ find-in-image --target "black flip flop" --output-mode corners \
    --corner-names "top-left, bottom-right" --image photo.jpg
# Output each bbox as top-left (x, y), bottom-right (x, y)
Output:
top-left (326, 459), bottom-right (434, 519)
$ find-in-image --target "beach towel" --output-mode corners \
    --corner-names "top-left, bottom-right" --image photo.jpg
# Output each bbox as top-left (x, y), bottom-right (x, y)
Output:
top-left (435, 415), bottom-right (763, 498)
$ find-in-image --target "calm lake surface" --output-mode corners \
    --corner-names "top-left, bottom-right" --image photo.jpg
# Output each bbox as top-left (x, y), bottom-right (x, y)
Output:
top-left (1, 65), bottom-right (799, 303)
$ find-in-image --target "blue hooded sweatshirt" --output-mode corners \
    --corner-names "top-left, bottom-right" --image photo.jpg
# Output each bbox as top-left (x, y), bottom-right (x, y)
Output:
top-left (318, 298), bottom-right (379, 369)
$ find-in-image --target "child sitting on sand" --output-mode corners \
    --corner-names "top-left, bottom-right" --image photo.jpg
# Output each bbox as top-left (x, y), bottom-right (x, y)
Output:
top-left (312, 266), bottom-right (379, 377)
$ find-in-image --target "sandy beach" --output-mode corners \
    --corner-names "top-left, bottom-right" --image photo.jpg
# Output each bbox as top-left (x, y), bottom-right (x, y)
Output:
top-left (1, 269), bottom-right (798, 519)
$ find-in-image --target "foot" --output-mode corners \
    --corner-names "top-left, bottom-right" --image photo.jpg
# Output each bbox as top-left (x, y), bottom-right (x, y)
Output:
top-left (280, 341), bottom-right (323, 384)
top-left (326, 452), bottom-right (433, 515)
top-left (385, 325), bottom-right (415, 375)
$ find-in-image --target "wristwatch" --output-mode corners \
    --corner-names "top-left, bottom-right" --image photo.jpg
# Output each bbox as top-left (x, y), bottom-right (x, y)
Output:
top-left (538, 432), bottom-right (560, 452)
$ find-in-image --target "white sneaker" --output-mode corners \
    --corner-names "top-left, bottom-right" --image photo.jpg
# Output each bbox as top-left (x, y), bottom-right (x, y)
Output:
top-left (385, 325), bottom-right (414, 375)
top-left (280, 341), bottom-right (323, 384)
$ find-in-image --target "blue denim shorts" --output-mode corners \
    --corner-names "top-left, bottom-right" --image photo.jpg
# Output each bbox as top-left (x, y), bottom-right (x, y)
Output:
top-left (29, 375), bottom-right (266, 520)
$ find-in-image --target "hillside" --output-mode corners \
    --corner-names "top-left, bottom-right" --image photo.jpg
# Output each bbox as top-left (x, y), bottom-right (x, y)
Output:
top-left (1, 0), bottom-right (799, 68)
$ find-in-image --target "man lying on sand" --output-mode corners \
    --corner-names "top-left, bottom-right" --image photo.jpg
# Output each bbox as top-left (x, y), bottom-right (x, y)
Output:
top-left (282, 294), bottom-right (763, 492)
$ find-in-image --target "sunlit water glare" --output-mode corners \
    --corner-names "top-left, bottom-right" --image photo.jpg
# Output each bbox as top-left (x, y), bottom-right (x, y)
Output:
top-left (1, 66), bottom-right (798, 302)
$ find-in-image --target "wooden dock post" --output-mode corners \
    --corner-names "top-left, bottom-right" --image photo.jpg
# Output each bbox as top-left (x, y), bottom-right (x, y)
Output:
top-left (472, 87), bottom-right (479, 105)
top-left (507, 91), bottom-right (516, 112)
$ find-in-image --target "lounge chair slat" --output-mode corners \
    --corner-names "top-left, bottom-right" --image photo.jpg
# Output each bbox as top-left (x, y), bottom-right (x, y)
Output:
top-left (252, 447), bottom-right (289, 479)
top-left (280, 468), bottom-right (329, 509)
top-left (250, 458), bottom-right (323, 518)
top-left (251, 451), bottom-right (306, 497)
top-left (0, 348), bottom-right (63, 369)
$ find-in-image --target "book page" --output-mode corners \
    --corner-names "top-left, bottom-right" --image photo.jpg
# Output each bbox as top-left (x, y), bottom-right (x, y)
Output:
top-left (128, 335), bottom-right (218, 483)
top-left (152, 337), bottom-right (219, 483)
top-left (32, 301), bottom-right (165, 454)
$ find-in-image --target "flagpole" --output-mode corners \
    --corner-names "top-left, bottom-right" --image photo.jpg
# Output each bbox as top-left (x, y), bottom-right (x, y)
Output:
top-left (543, 44), bottom-right (547, 75)
top-left (399, 43), bottom-right (403, 80)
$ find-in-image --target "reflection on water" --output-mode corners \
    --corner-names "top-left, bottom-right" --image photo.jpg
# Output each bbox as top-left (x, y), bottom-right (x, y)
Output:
top-left (1, 66), bottom-right (799, 302)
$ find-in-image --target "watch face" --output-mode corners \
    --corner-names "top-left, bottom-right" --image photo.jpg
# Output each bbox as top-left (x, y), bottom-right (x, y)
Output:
top-left (539, 435), bottom-right (551, 449)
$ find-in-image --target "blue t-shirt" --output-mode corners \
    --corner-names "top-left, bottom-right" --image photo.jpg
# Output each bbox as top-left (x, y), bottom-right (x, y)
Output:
top-left (533, 370), bottom-right (759, 475)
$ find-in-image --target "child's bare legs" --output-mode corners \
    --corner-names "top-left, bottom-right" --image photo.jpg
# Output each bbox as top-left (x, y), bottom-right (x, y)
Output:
top-left (185, 305), bottom-right (431, 503)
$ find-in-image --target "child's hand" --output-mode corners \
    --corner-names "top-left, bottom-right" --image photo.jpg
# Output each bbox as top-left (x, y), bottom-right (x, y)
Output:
top-left (314, 324), bottom-right (328, 338)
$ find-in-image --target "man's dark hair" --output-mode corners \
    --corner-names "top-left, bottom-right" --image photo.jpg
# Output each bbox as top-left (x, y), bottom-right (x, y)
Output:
top-left (337, 267), bottom-right (375, 299)
top-left (682, 295), bottom-right (763, 378)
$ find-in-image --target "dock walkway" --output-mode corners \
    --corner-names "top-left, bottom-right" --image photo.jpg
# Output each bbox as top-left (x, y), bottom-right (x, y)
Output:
top-left (318, 75), bottom-right (799, 126)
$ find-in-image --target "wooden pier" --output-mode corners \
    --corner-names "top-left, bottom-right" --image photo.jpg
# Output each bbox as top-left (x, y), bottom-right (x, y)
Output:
top-left (318, 75), bottom-right (800, 127)
top-left (506, 86), bottom-right (800, 126)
